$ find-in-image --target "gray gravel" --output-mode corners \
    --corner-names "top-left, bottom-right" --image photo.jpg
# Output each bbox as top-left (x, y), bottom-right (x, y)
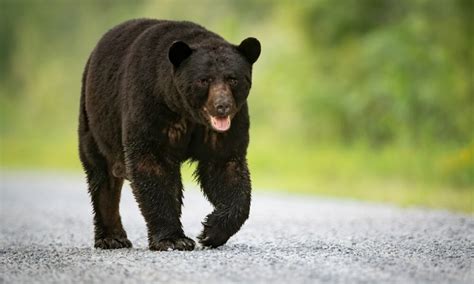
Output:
top-left (0, 171), bottom-right (473, 283)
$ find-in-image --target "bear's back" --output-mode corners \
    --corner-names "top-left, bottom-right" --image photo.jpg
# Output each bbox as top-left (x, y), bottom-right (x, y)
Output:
top-left (87, 19), bottom-right (226, 92)
top-left (92, 19), bottom-right (225, 66)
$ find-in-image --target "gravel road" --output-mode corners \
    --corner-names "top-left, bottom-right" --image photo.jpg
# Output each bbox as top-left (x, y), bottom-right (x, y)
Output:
top-left (1, 171), bottom-right (472, 283)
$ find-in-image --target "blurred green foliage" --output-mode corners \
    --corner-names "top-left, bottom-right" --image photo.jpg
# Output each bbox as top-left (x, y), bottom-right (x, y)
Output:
top-left (0, 0), bottom-right (472, 211)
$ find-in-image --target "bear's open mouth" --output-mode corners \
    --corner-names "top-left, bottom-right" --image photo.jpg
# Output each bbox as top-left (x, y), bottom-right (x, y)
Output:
top-left (209, 115), bottom-right (231, 132)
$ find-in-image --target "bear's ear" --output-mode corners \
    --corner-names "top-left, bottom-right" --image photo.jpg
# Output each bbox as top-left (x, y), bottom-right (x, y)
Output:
top-left (237, 37), bottom-right (261, 64)
top-left (169, 41), bottom-right (193, 68)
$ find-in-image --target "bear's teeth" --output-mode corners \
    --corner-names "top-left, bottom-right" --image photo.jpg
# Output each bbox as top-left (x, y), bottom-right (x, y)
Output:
top-left (210, 115), bottom-right (231, 132)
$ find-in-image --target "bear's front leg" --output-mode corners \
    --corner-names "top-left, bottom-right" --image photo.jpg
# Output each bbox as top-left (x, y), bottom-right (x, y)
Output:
top-left (127, 152), bottom-right (195, 251)
top-left (196, 157), bottom-right (252, 248)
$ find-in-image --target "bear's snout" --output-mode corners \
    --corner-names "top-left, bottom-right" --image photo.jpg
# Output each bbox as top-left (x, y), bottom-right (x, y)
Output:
top-left (214, 98), bottom-right (232, 117)
top-left (202, 82), bottom-right (236, 132)
top-left (207, 82), bottom-right (236, 117)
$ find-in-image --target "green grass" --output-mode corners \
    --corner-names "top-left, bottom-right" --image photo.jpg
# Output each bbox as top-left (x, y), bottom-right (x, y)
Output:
top-left (1, 133), bottom-right (472, 213)
top-left (245, 133), bottom-right (473, 212)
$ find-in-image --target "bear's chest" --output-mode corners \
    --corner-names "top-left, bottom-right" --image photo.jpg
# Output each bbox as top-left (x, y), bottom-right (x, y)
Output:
top-left (161, 119), bottom-right (227, 160)
top-left (162, 118), bottom-right (190, 146)
top-left (187, 128), bottom-right (231, 161)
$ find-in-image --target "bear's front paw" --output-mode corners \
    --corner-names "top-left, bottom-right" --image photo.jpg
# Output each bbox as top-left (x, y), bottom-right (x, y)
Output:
top-left (197, 220), bottom-right (230, 248)
top-left (149, 236), bottom-right (195, 251)
top-left (95, 237), bottom-right (132, 249)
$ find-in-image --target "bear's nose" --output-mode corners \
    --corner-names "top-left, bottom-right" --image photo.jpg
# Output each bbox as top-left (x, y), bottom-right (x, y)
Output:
top-left (215, 102), bottom-right (231, 116)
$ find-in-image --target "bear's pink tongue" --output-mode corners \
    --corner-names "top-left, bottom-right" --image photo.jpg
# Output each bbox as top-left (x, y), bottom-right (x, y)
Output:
top-left (210, 115), bottom-right (231, 132)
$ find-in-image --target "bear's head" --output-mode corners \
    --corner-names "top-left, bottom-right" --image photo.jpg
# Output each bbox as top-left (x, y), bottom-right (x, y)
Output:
top-left (169, 37), bottom-right (260, 132)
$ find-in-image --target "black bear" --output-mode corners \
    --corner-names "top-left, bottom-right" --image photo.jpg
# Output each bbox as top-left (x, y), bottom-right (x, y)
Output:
top-left (78, 19), bottom-right (260, 251)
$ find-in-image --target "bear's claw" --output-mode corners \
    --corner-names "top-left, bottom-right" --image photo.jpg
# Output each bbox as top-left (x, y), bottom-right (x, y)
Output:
top-left (95, 237), bottom-right (132, 249)
top-left (197, 222), bottom-right (230, 248)
top-left (150, 236), bottom-right (195, 251)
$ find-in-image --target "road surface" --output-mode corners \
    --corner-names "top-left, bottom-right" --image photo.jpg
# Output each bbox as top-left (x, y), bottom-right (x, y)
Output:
top-left (1, 172), bottom-right (473, 283)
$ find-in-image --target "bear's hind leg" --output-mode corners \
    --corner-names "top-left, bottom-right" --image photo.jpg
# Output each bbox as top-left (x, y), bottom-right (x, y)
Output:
top-left (79, 132), bottom-right (132, 249)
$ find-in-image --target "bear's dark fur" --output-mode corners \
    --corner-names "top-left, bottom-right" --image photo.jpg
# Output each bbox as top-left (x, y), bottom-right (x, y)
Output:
top-left (78, 19), bottom-right (261, 251)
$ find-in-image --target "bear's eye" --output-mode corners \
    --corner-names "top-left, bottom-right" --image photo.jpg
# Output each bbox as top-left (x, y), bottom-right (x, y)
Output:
top-left (228, 78), bottom-right (238, 86)
top-left (197, 78), bottom-right (212, 86)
